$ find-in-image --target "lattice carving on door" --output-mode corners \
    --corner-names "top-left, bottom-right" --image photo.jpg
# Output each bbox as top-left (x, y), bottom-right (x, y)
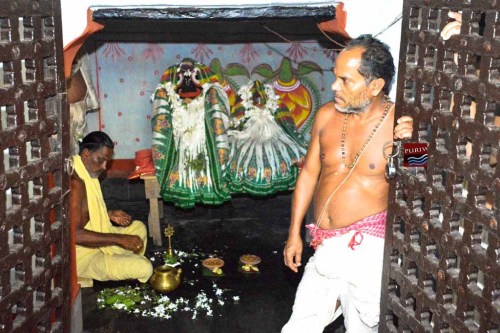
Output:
top-left (0, 0), bottom-right (69, 332)
top-left (380, 1), bottom-right (499, 332)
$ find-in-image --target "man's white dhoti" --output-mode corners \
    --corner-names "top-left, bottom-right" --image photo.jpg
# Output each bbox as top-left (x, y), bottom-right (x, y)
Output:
top-left (282, 213), bottom-right (386, 333)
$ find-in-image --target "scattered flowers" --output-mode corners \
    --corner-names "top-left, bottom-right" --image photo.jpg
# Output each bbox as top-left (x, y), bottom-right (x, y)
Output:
top-left (99, 248), bottom-right (238, 320)
top-left (97, 281), bottom-right (228, 320)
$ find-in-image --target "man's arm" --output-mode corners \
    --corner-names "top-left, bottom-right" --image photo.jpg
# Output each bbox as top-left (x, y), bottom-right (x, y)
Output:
top-left (283, 105), bottom-right (326, 272)
top-left (70, 176), bottom-right (144, 252)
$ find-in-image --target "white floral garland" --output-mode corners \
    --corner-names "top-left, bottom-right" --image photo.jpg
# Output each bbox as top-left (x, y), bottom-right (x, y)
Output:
top-left (231, 81), bottom-right (280, 129)
top-left (239, 81), bottom-right (279, 112)
top-left (160, 82), bottom-right (206, 151)
top-left (157, 82), bottom-right (210, 188)
top-left (227, 81), bottom-right (306, 182)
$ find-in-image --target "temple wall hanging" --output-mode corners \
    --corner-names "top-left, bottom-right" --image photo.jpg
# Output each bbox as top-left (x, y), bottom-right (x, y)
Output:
top-left (84, 42), bottom-right (335, 158)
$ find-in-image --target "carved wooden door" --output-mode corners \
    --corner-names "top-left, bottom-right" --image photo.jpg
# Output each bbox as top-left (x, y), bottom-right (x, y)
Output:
top-left (0, 0), bottom-right (70, 331)
top-left (380, 1), bottom-right (499, 332)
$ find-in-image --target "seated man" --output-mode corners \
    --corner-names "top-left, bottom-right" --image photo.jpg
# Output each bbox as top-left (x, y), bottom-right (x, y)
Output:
top-left (70, 131), bottom-right (153, 287)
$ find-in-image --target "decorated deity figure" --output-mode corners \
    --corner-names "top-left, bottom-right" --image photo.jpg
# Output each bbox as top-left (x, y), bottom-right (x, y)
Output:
top-left (226, 80), bottom-right (307, 195)
top-left (151, 58), bottom-right (231, 209)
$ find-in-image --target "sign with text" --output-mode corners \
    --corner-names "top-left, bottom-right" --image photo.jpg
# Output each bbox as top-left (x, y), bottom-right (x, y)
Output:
top-left (403, 143), bottom-right (428, 167)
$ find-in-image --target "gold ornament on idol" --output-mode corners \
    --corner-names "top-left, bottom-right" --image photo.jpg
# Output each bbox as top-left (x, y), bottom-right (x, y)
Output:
top-left (341, 96), bottom-right (391, 169)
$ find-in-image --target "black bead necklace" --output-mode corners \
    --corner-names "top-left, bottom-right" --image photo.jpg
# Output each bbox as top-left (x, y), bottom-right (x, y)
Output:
top-left (341, 96), bottom-right (391, 169)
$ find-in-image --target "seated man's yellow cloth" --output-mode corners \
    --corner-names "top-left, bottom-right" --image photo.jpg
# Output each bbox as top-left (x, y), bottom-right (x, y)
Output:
top-left (73, 155), bottom-right (153, 285)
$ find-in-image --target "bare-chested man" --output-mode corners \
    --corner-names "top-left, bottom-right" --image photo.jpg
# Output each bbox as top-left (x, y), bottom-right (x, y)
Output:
top-left (282, 35), bottom-right (413, 332)
top-left (70, 131), bottom-right (152, 287)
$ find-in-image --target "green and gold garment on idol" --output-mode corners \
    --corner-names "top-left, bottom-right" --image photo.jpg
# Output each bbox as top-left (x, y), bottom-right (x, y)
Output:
top-left (151, 59), bottom-right (231, 209)
top-left (227, 80), bottom-right (307, 196)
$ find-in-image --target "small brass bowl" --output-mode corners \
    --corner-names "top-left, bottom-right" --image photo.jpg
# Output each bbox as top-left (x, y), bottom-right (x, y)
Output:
top-left (202, 258), bottom-right (224, 270)
top-left (240, 254), bottom-right (261, 266)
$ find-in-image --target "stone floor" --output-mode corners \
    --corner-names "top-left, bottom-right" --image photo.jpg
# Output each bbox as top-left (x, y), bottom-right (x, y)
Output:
top-left (81, 178), bottom-right (345, 333)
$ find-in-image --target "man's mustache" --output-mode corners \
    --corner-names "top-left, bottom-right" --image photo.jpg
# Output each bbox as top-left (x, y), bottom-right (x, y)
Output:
top-left (332, 92), bottom-right (344, 102)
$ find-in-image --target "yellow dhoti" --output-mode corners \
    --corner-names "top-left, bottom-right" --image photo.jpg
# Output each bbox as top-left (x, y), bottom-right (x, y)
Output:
top-left (73, 155), bottom-right (153, 287)
top-left (76, 220), bottom-right (153, 285)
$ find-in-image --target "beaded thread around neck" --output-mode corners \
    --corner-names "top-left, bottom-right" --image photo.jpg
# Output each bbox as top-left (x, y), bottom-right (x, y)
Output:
top-left (341, 96), bottom-right (392, 169)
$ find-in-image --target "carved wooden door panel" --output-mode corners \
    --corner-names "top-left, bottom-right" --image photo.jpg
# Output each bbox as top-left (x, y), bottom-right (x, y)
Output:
top-left (380, 1), bottom-right (499, 332)
top-left (0, 0), bottom-right (70, 331)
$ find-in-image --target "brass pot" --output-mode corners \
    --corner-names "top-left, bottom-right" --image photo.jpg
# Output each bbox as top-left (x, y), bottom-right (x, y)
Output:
top-left (149, 265), bottom-right (182, 293)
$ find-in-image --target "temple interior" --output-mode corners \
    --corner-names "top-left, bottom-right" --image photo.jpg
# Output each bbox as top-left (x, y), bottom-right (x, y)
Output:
top-left (81, 178), bottom-right (346, 333)
top-left (78, 5), bottom-right (345, 332)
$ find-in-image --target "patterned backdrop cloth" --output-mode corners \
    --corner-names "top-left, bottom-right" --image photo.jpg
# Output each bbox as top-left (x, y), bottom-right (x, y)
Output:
top-left (151, 59), bottom-right (231, 209)
top-left (226, 80), bottom-right (307, 196)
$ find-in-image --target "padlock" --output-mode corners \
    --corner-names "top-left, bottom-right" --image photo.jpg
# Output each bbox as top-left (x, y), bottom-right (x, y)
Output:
top-left (383, 141), bottom-right (400, 180)
top-left (385, 156), bottom-right (397, 179)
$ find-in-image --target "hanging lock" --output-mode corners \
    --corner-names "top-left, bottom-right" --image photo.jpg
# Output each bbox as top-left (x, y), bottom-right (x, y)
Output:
top-left (64, 157), bottom-right (75, 176)
top-left (383, 141), bottom-right (400, 179)
top-left (386, 156), bottom-right (397, 179)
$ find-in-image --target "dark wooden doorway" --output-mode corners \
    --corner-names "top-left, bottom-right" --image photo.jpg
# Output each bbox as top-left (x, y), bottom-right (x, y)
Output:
top-left (380, 1), bottom-right (499, 332)
top-left (0, 0), bottom-right (70, 331)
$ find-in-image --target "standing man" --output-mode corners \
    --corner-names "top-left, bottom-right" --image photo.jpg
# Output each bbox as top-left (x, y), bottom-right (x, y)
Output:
top-left (282, 35), bottom-right (413, 332)
top-left (70, 131), bottom-right (153, 287)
